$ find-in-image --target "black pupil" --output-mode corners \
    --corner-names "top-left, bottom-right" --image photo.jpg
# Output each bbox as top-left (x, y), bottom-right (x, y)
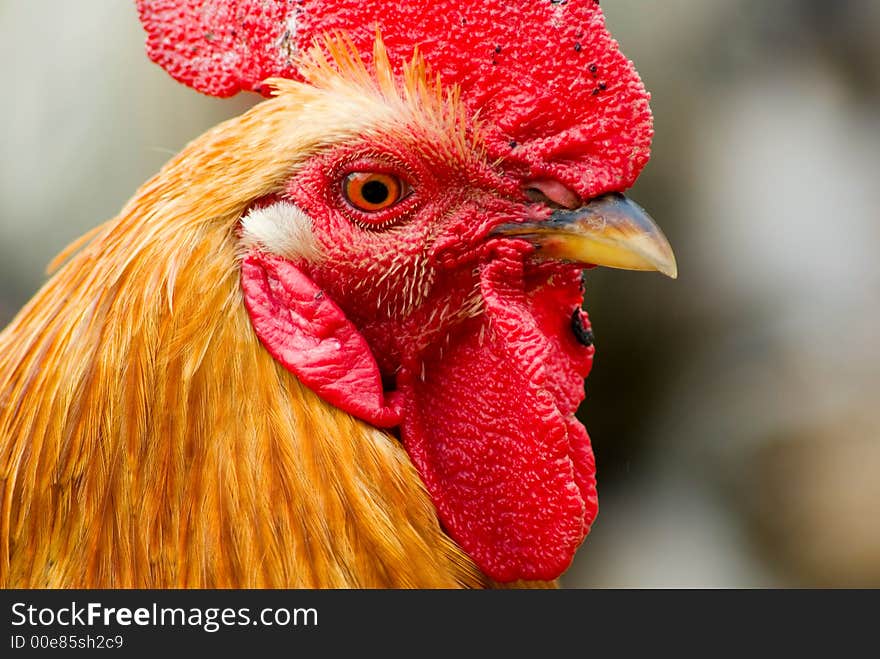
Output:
top-left (361, 179), bottom-right (390, 205)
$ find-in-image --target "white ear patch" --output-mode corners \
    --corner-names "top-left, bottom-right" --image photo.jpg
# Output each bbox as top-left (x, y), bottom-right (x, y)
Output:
top-left (240, 201), bottom-right (323, 263)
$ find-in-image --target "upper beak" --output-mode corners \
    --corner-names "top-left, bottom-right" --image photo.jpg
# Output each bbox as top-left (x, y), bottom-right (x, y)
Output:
top-left (491, 193), bottom-right (678, 279)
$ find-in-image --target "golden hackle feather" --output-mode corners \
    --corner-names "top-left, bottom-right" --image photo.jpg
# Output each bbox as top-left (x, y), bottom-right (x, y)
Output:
top-left (0, 39), bottom-right (493, 588)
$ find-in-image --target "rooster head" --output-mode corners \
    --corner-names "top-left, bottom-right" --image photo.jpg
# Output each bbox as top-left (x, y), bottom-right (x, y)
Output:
top-left (137, 0), bottom-right (676, 583)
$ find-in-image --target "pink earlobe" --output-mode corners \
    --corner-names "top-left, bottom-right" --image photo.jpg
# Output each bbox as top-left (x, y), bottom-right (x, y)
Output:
top-left (240, 252), bottom-right (401, 428)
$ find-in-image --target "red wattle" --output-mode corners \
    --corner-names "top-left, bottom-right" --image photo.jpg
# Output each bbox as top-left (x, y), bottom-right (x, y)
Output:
top-left (399, 257), bottom-right (597, 582)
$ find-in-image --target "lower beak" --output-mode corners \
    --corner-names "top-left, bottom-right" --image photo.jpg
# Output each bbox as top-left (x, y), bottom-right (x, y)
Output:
top-left (492, 193), bottom-right (678, 279)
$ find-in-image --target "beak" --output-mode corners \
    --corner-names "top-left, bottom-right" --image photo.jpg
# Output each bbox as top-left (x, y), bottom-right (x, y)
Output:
top-left (492, 193), bottom-right (678, 279)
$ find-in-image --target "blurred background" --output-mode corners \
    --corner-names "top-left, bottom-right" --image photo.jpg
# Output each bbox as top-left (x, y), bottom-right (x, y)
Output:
top-left (1, 1), bottom-right (878, 587)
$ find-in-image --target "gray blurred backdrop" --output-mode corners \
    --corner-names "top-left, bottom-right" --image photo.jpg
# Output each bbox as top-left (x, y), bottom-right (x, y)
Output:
top-left (1, 1), bottom-right (878, 587)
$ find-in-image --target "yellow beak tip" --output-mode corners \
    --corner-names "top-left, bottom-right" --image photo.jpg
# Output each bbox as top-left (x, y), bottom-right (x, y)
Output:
top-left (660, 258), bottom-right (678, 280)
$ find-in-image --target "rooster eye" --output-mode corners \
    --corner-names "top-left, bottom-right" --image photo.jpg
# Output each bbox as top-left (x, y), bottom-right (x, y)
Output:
top-left (343, 172), bottom-right (407, 213)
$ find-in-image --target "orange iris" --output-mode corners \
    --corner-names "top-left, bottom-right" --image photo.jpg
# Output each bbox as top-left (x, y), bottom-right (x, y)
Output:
top-left (343, 172), bottom-right (404, 212)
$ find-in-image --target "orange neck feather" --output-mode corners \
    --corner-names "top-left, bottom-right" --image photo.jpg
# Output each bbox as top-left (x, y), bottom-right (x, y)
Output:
top-left (0, 92), bottom-right (486, 588)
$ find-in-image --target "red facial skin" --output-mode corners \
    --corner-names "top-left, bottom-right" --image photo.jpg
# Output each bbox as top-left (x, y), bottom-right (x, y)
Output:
top-left (241, 134), bottom-right (597, 581)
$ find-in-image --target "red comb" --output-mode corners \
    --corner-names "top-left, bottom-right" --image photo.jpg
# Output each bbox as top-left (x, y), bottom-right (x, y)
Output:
top-left (138, 0), bottom-right (652, 198)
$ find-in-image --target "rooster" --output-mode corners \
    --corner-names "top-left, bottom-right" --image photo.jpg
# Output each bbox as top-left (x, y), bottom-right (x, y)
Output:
top-left (0, 0), bottom-right (675, 588)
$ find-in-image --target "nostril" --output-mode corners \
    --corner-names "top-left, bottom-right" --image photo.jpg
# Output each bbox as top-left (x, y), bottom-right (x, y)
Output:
top-left (523, 179), bottom-right (580, 209)
top-left (524, 187), bottom-right (550, 204)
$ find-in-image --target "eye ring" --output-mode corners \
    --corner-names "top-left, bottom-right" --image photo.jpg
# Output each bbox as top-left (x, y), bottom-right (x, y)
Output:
top-left (343, 172), bottom-right (408, 213)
